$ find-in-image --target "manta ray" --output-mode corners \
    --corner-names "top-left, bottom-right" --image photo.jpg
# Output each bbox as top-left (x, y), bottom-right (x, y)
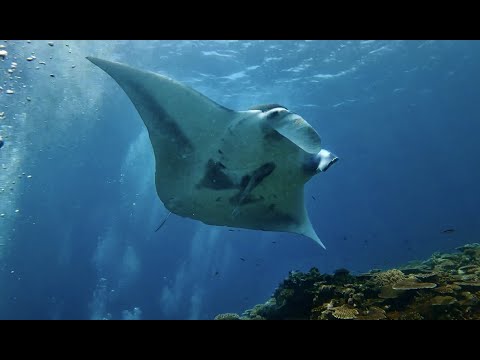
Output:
top-left (87, 57), bottom-right (338, 248)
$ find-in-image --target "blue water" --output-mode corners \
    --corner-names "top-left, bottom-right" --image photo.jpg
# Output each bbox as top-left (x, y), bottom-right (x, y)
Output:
top-left (0, 40), bottom-right (479, 319)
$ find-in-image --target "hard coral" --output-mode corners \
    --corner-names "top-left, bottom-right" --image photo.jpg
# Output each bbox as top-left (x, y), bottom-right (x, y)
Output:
top-left (214, 313), bottom-right (241, 320)
top-left (371, 269), bottom-right (406, 287)
top-left (332, 305), bottom-right (359, 320)
top-left (216, 243), bottom-right (480, 320)
top-left (431, 296), bottom-right (457, 306)
top-left (356, 306), bottom-right (386, 320)
top-left (392, 278), bottom-right (437, 290)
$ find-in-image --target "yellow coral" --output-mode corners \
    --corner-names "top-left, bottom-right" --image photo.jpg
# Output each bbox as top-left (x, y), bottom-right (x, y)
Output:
top-left (435, 284), bottom-right (461, 294)
top-left (414, 272), bottom-right (437, 281)
top-left (458, 265), bottom-right (478, 274)
top-left (214, 313), bottom-right (241, 320)
top-left (431, 296), bottom-right (456, 306)
top-left (332, 305), bottom-right (358, 320)
top-left (455, 281), bottom-right (480, 287)
top-left (356, 306), bottom-right (386, 320)
top-left (392, 278), bottom-right (436, 290)
top-left (378, 285), bottom-right (402, 299)
top-left (371, 269), bottom-right (406, 287)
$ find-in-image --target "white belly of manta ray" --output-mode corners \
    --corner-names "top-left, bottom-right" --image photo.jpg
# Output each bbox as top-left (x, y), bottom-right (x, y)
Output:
top-left (86, 56), bottom-right (338, 249)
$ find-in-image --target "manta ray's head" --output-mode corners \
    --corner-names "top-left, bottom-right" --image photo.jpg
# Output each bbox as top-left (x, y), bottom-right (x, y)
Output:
top-left (261, 106), bottom-right (339, 175)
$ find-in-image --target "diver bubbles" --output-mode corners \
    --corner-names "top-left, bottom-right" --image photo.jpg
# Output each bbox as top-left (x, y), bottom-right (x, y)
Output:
top-left (88, 277), bottom-right (112, 320)
top-left (122, 306), bottom-right (142, 320)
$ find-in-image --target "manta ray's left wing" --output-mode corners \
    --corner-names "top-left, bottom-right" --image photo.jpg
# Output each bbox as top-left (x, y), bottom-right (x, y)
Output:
top-left (87, 56), bottom-right (238, 200)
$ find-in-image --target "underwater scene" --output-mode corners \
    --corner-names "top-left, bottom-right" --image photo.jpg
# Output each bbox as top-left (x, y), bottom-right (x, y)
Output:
top-left (0, 40), bottom-right (479, 320)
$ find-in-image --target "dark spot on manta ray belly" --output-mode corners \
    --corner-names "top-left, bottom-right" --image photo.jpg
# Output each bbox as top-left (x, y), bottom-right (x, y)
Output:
top-left (250, 162), bottom-right (276, 188)
top-left (265, 203), bottom-right (296, 225)
top-left (240, 175), bottom-right (251, 189)
top-left (229, 193), bottom-right (261, 206)
top-left (267, 209), bottom-right (297, 226)
top-left (198, 159), bottom-right (235, 190)
top-left (229, 162), bottom-right (276, 206)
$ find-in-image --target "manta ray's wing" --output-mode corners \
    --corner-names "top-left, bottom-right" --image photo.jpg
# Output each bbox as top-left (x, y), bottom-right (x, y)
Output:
top-left (282, 187), bottom-right (325, 249)
top-left (86, 56), bottom-right (236, 200)
top-left (243, 177), bottom-right (325, 249)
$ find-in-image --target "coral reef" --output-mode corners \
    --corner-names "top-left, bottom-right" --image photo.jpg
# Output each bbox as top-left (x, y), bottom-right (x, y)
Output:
top-left (214, 243), bottom-right (480, 320)
top-left (214, 313), bottom-right (241, 320)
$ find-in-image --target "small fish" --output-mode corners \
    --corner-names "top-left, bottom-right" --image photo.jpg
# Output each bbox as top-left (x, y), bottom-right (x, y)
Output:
top-left (312, 195), bottom-right (316, 200)
top-left (240, 257), bottom-right (246, 262)
top-left (272, 241), bottom-right (277, 244)
top-left (228, 229), bottom-right (235, 232)
top-left (441, 228), bottom-right (455, 234)
top-left (214, 271), bottom-right (219, 276)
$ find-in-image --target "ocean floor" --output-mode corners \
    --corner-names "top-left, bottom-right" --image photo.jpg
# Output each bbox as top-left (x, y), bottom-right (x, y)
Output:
top-left (215, 243), bottom-right (480, 320)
